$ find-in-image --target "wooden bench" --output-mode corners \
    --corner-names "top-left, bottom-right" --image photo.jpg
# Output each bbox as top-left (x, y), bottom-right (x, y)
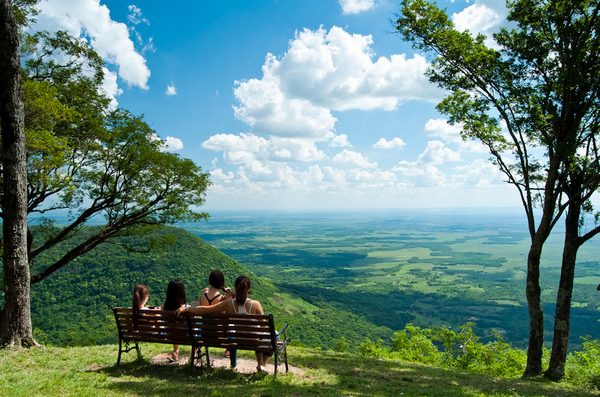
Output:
top-left (112, 307), bottom-right (290, 375)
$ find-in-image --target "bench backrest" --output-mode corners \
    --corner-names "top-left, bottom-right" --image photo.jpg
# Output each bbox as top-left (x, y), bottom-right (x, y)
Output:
top-left (112, 307), bottom-right (191, 345)
top-left (186, 313), bottom-right (277, 352)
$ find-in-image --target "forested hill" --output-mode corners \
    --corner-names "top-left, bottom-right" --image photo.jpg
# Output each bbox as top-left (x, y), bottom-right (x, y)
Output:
top-left (26, 225), bottom-right (274, 346)
top-left (17, 225), bottom-right (392, 348)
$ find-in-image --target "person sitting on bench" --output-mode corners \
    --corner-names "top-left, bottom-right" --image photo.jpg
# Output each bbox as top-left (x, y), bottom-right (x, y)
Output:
top-left (177, 275), bottom-right (272, 372)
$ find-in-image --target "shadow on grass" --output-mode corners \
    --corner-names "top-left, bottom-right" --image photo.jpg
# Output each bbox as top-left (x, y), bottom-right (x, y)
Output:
top-left (92, 352), bottom-right (600, 397)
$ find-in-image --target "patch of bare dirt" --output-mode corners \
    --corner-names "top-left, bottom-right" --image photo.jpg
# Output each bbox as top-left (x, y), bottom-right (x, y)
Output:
top-left (151, 352), bottom-right (305, 375)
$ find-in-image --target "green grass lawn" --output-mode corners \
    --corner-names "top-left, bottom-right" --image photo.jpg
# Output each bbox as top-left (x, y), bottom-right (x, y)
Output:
top-left (1, 344), bottom-right (599, 397)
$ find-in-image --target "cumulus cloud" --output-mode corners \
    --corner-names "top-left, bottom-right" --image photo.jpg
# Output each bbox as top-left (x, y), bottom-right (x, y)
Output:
top-left (330, 134), bottom-right (352, 147)
top-left (166, 84), bottom-right (177, 96)
top-left (233, 26), bottom-right (443, 140)
top-left (202, 133), bottom-right (326, 173)
top-left (391, 141), bottom-right (462, 187)
top-left (163, 136), bottom-right (183, 151)
top-left (453, 4), bottom-right (499, 34)
top-left (99, 67), bottom-right (123, 109)
top-left (452, 159), bottom-right (503, 187)
top-left (415, 140), bottom-right (462, 165)
top-left (373, 137), bottom-right (406, 149)
top-left (34, 0), bottom-right (151, 89)
top-left (332, 149), bottom-right (378, 169)
top-left (339, 0), bottom-right (375, 15)
top-left (423, 118), bottom-right (488, 153)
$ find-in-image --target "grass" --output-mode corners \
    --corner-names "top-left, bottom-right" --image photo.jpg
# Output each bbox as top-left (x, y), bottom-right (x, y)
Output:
top-left (1, 344), bottom-right (599, 397)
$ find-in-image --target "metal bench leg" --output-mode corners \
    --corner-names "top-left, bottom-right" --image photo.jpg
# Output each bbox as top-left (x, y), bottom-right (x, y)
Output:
top-left (117, 339), bottom-right (123, 366)
top-left (205, 347), bottom-right (211, 368)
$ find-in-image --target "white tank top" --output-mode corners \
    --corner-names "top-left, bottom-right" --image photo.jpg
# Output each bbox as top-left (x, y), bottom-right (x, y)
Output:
top-left (231, 298), bottom-right (253, 314)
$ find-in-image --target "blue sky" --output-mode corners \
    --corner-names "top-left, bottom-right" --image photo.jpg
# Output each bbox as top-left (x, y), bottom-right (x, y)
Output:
top-left (31, 0), bottom-right (524, 210)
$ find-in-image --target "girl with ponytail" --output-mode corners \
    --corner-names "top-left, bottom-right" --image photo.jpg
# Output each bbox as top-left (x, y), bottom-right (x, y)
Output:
top-left (177, 275), bottom-right (272, 372)
top-left (132, 284), bottom-right (149, 329)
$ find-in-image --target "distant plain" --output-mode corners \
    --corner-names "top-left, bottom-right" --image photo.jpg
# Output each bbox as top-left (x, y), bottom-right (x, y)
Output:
top-left (187, 209), bottom-right (600, 349)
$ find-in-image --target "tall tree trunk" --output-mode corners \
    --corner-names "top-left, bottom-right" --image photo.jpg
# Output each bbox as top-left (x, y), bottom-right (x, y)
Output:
top-left (523, 239), bottom-right (545, 377)
top-left (523, 154), bottom-right (562, 377)
top-left (546, 188), bottom-right (582, 380)
top-left (0, 0), bottom-right (38, 347)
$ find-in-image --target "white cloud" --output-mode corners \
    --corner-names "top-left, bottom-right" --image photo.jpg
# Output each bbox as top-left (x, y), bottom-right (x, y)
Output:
top-left (453, 4), bottom-right (500, 35)
top-left (373, 137), bottom-right (406, 149)
top-left (424, 118), bottom-right (488, 153)
top-left (339, 0), bottom-right (375, 15)
top-left (332, 149), bottom-right (377, 169)
top-left (210, 168), bottom-right (235, 183)
top-left (166, 84), bottom-right (177, 96)
top-left (424, 118), bottom-right (463, 141)
top-left (393, 163), bottom-right (447, 187)
top-left (452, 159), bottom-right (503, 187)
top-left (163, 136), bottom-right (183, 151)
top-left (330, 134), bottom-right (352, 147)
top-left (233, 26), bottom-right (443, 140)
top-left (416, 140), bottom-right (462, 165)
top-left (202, 134), bottom-right (325, 173)
top-left (127, 5), bottom-right (149, 25)
top-left (270, 137), bottom-right (326, 162)
top-left (34, 0), bottom-right (151, 89)
top-left (202, 133), bottom-right (269, 153)
top-left (99, 67), bottom-right (123, 110)
top-left (391, 141), bottom-right (461, 187)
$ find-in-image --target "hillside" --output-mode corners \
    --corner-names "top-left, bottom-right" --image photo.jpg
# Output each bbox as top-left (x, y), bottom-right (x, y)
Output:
top-left (16, 225), bottom-right (392, 348)
top-left (1, 344), bottom-right (599, 397)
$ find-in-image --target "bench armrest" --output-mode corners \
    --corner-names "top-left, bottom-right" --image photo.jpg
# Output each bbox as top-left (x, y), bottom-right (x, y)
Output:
top-left (275, 323), bottom-right (288, 339)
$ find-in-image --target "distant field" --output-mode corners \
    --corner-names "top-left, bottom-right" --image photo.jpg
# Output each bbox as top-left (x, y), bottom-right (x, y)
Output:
top-left (187, 209), bottom-right (600, 349)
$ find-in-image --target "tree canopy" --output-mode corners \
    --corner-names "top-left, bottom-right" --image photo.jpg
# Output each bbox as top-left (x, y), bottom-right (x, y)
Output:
top-left (0, 0), bottom-right (211, 344)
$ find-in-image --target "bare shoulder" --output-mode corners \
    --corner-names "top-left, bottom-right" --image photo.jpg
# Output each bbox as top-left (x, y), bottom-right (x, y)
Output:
top-left (251, 300), bottom-right (263, 315)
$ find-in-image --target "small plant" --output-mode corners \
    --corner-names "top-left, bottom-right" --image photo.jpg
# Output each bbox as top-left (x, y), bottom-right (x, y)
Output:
top-left (565, 337), bottom-right (600, 389)
top-left (358, 338), bottom-right (387, 358)
top-left (334, 336), bottom-right (349, 353)
top-left (390, 324), bottom-right (441, 364)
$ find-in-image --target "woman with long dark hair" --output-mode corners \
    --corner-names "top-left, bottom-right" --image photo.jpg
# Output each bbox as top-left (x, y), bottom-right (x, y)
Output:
top-left (161, 279), bottom-right (188, 361)
top-left (199, 270), bottom-right (230, 306)
top-left (132, 284), bottom-right (149, 329)
top-left (177, 275), bottom-right (271, 372)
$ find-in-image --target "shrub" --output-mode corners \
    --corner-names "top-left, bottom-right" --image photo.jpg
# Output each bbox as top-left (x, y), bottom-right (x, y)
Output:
top-left (334, 336), bottom-right (349, 353)
top-left (565, 338), bottom-right (600, 389)
top-left (358, 338), bottom-right (387, 358)
top-left (390, 324), bottom-right (441, 365)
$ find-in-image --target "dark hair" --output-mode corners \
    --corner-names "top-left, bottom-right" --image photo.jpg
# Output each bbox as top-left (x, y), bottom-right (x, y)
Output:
top-left (208, 270), bottom-right (226, 292)
top-left (132, 284), bottom-right (149, 328)
top-left (163, 279), bottom-right (186, 311)
top-left (234, 275), bottom-right (251, 307)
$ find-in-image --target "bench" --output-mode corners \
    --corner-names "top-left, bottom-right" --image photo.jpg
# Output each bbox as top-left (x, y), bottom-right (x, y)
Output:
top-left (111, 307), bottom-right (290, 375)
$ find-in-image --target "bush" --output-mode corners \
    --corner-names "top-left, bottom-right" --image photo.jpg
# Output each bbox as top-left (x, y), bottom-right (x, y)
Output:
top-left (358, 322), bottom-right (527, 378)
top-left (390, 324), bottom-right (441, 364)
top-left (565, 338), bottom-right (600, 389)
top-left (358, 338), bottom-right (387, 358)
top-left (334, 336), bottom-right (349, 353)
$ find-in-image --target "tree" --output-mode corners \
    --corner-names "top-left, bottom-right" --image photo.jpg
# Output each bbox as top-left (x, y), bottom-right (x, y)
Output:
top-left (0, 2), bottom-right (212, 344)
top-left (0, 0), bottom-right (37, 346)
top-left (396, 0), bottom-right (600, 378)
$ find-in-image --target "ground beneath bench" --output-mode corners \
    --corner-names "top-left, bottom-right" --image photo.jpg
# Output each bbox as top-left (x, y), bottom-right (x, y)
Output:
top-left (151, 352), bottom-right (305, 375)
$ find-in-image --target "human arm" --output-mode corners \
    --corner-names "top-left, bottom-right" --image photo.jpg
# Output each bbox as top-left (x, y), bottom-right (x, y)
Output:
top-left (175, 299), bottom-right (230, 316)
top-left (250, 300), bottom-right (264, 315)
top-left (222, 287), bottom-right (233, 301)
